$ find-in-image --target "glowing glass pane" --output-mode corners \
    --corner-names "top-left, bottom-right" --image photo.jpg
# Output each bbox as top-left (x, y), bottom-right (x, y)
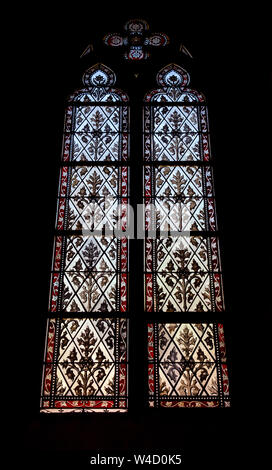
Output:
top-left (148, 322), bottom-right (230, 407)
top-left (56, 165), bottom-right (129, 232)
top-left (145, 236), bottom-right (223, 312)
top-left (49, 235), bottom-right (128, 313)
top-left (145, 64), bottom-right (230, 408)
top-left (41, 318), bottom-right (128, 412)
top-left (41, 64), bottom-right (129, 413)
top-left (144, 105), bottom-right (209, 162)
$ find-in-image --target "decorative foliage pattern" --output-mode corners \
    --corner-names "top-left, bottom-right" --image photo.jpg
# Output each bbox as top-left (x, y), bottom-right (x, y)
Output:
top-left (144, 164), bottom-right (223, 312)
top-left (50, 235), bottom-right (128, 313)
top-left (144, 105), bottom-right (209, 162)
top-left (58, 164), bottom-right (128, 235)
top-left (145, 236), bottom-right (223, 312)
top-left (66, 106), bottom-right (128, 162)
top-left (41, 64), bottom-right (129, 413)
top-left (148, 323), bottom-right (229, 407)
top-left (41, 318), bottom-right (128, 412)
top-left (82, 63), bottom-right (116, 87)
top-left (145, 64), bottom-right (230, 407)
top-left (156, 64), bottom-right (190, 87)
top-left (144, 64), bottom-right (223, 312)
top-left (57, 165), bottom-right (128, 232)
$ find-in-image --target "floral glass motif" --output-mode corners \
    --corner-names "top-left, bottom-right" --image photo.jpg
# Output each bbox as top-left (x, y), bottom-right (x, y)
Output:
top-left (148, 322), bottom-right (230, 407)
top-left (145, 235), bottom-right (223, 312)
top-left (144, 64), bottom-right (223, 313)
top-left (41, 64), bottom-right (129, 413)
top-left (104, 19), bottom-right (169, 60)
top-left (145, 64), bottom-right (230, 407)
top-left (42, 318), bottom-right (128, 412)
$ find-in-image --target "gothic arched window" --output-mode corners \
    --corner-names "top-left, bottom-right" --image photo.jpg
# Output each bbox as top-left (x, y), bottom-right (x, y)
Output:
top-left (40, 26), bottom-right (230, 414)
top-left (40, 64), bottom-right (129, 413)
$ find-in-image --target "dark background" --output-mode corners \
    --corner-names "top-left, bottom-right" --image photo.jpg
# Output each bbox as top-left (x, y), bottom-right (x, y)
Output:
top-left (8, 2), bottom-right (269, 468)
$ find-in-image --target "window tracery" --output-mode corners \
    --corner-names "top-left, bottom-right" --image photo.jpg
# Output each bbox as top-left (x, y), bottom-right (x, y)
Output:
top-left (104, 19), bottom-right (169, 60)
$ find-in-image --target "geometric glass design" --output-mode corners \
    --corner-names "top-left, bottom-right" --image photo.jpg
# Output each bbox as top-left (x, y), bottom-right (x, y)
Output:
top-left (50, 235), bottom-right (128, 313)
top-left (145, 64), bottom-right (230, 407)
top-left (145, 236), bottom-right (224, 312)
top-left (41, 64), bottom-right (129, 412)
top-left (41, 318), bottom-right (128, 412)
top-left (148, 322), bottom-right (230, 407)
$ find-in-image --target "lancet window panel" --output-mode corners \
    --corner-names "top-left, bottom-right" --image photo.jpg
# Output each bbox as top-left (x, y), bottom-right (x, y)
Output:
top-left (41, 317), bottom-right (128, 412)
top-left (144, 64), bottom-right (230, 406)
top-left (41, 64), bottom-right (130, 413)
top-left (148, 322), bottom-right (230, 408)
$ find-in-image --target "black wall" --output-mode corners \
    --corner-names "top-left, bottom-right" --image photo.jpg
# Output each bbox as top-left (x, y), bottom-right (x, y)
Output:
top-left (10, 4), bottom-right (268, 468)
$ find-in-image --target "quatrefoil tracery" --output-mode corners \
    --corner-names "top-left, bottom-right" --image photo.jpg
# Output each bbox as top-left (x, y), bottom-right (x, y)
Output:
top-left (104, 19), bottom-right (170, 60)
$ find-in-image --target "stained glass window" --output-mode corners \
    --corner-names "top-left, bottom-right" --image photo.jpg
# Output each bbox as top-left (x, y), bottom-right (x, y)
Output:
top-left (40, 64), bottom-right (129, 413)
top-left (104, 19), bottom-right (169, 60)
top-left (40, 56), bottom-right (230, 412)
top-left (144, 64), bottom-right (230, 407)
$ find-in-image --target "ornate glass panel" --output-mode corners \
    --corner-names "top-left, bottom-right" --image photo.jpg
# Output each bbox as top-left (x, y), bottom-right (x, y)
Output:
top-left (56, 165), bottom-right (128, 232)
top-left (42, 318), bottom-right (128, 412)
top-left (41, 64), bottom-right (129, 413)
top-left (144, 65), bottom-right (223, 312)
top-left (104, 19), bottom-right (169, 61)
top-left (50, 235), bottom-right (128, 313)
top-left (148, 322), bottom-right (230, 407)
top-left (145, 64), bottom-right (230, 407)
top-left (145, 236), bottom-right (223, 312)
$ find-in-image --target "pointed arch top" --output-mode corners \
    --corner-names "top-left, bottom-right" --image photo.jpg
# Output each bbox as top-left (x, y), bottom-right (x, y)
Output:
top-left (145, 63), bottom-right (205, 103)
top-left (82, 63), bottom-right (116, 87)
top-left (68, 63), bottom-right (129, 103)
top-left (156, 63), bottom-right (190, 87)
